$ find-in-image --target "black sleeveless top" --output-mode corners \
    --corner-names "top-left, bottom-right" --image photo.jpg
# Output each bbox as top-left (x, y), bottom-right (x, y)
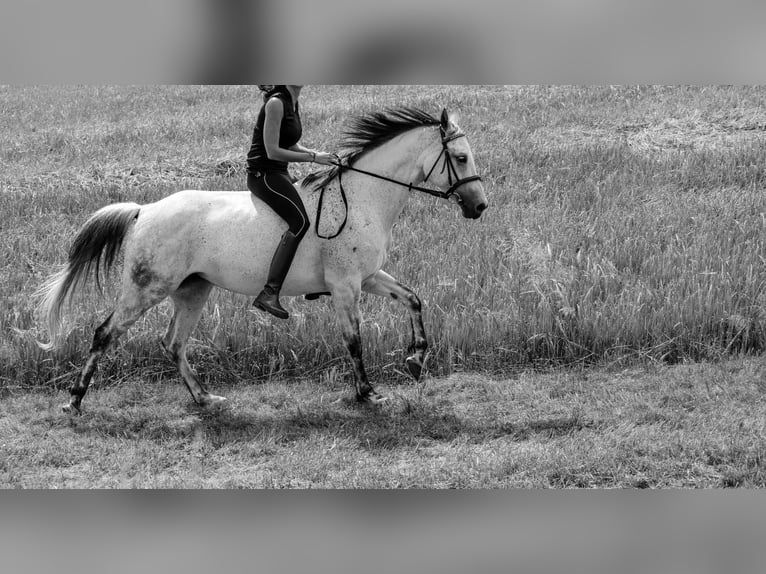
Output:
top-left (246, 92), bottom-right (302, 174)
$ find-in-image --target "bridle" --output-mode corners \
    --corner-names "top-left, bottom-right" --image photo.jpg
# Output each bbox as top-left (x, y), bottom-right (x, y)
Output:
top-left (315, 127), bottom-right (482, 239)
top-left (421, 128), bottom-right (483, 199)
top-left (334, 127), bottom-right (481, 199)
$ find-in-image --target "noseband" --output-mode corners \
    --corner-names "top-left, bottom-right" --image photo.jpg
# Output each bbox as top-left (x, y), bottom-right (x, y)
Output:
top-left (316, 127), bottom-right (482, 239)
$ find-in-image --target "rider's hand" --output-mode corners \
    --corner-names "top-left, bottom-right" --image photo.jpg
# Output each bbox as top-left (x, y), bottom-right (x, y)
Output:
top-left (313, 152), bottom-right (339, 166)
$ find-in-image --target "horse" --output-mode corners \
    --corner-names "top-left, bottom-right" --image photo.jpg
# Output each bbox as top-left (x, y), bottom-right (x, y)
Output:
top-left (36, 107), bottom-right (488, 414)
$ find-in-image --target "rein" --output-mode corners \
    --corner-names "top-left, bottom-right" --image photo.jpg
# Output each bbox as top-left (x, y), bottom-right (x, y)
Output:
top-left (315, 129), bottom-right (482, 239)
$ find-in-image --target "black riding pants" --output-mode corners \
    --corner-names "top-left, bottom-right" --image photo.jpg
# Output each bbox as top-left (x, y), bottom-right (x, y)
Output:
top-left (247, 171), bottom-right (310, 239)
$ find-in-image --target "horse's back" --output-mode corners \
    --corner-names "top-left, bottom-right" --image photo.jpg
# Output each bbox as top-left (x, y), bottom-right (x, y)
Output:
top-left (144, 189), bottom-right (251, 218)
top-left (135, 189), bottom-right (273, 235)
top-left (129, 189), bottom-right (323, 296)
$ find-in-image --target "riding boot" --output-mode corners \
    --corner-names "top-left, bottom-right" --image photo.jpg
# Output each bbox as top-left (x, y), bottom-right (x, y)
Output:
top-left (253, 230), bottom-right (301, 319)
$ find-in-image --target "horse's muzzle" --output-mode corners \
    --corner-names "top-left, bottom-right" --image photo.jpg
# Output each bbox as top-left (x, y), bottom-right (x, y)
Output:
top-left (450, 178), bottom-right (488, 219)
top-left (458, 198), bottom-right (488, 219)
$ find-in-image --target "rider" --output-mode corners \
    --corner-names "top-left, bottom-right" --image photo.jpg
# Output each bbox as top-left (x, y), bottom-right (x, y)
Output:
top-left (247, 85), bottom-right (336, 319)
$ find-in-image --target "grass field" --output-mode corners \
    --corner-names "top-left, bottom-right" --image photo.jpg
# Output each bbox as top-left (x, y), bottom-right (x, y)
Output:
top-left (3, 358), bottom-right (765, 487)
top-left (2, 85), bottom-right (766, 487)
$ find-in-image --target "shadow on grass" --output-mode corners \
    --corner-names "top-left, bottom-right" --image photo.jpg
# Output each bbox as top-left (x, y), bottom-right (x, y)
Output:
top-left (62, 392), bottom-right (595, 452)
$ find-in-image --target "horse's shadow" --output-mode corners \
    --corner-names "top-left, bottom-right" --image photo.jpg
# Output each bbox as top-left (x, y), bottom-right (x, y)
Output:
top-left (67, 394), bottom-right (593, 452)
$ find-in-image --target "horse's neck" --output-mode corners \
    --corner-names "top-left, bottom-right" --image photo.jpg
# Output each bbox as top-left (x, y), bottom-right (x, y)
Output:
top-left (352, 128), bottom-right (431, 229)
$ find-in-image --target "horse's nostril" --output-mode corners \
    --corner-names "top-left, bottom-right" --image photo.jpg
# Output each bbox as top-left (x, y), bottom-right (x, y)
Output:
top-left (476, 202), bottom-right (487, 213)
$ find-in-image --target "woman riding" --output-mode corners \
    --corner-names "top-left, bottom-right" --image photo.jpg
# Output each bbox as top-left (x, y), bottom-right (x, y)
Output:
top-left (247, 85), bottom-right (336, 319)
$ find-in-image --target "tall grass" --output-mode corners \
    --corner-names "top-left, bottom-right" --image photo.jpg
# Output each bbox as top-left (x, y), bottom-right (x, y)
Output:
top-left (2, 85), bottom-right (766, 390)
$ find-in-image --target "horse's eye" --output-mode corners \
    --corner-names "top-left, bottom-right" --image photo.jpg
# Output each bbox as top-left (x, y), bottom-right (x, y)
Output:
top-left (456, 155), bottom-right (468, 164)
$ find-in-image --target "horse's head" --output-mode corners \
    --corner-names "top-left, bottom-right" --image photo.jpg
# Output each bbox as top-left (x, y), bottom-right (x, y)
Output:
top-left (421, 109), bottom-right (488, 219)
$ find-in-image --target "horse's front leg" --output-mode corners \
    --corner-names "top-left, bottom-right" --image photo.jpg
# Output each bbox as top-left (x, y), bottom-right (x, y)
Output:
top-left (329, 281), bottom-right (387, 404)
top-left (362, 270), bottom-right (428, 381)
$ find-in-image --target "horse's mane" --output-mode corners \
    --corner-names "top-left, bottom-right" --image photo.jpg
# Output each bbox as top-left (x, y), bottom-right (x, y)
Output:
top-left (302, 106), bottom-right (441, 190)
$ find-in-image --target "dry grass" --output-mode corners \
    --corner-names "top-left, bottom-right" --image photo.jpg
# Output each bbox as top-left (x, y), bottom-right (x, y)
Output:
top-left (3, 87), bottom-right (766, 386)
top-left (2, 357), bottom-right (765, 488)
top-left (2, 85), bottom-right (766, 487)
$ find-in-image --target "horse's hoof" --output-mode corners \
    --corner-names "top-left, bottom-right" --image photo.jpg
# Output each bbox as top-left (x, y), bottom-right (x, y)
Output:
top-left (360, 391), bottom-right (388, 405)
top-left (405, 357), bottom-right (422, 381)
top-left (62, 402), bottom-right (80, 415)
top-left (199, 394), bottom-right (227, 408)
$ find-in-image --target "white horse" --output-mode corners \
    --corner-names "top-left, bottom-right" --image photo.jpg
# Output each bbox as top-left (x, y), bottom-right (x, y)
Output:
top-left (37, 107), bottom-right (488, 413)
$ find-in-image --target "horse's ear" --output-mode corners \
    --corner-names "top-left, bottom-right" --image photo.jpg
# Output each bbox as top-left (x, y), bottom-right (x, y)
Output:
top-left (440, 108), bottom-right (450, 129)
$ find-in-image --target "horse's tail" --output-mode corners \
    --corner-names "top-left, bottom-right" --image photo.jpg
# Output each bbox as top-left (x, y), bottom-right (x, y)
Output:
top-left (36, 202), bottom-right (141, 350)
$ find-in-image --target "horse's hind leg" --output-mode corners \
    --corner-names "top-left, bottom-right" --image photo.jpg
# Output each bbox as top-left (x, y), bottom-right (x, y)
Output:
top-left (363, 270), bottom-right (428, 381)
top-left (163, 276), bottom-right (225, 407)
top-left (64, 312), bottom-right (115, 413)
top-left (64, 285), bottom-right (167, 414)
